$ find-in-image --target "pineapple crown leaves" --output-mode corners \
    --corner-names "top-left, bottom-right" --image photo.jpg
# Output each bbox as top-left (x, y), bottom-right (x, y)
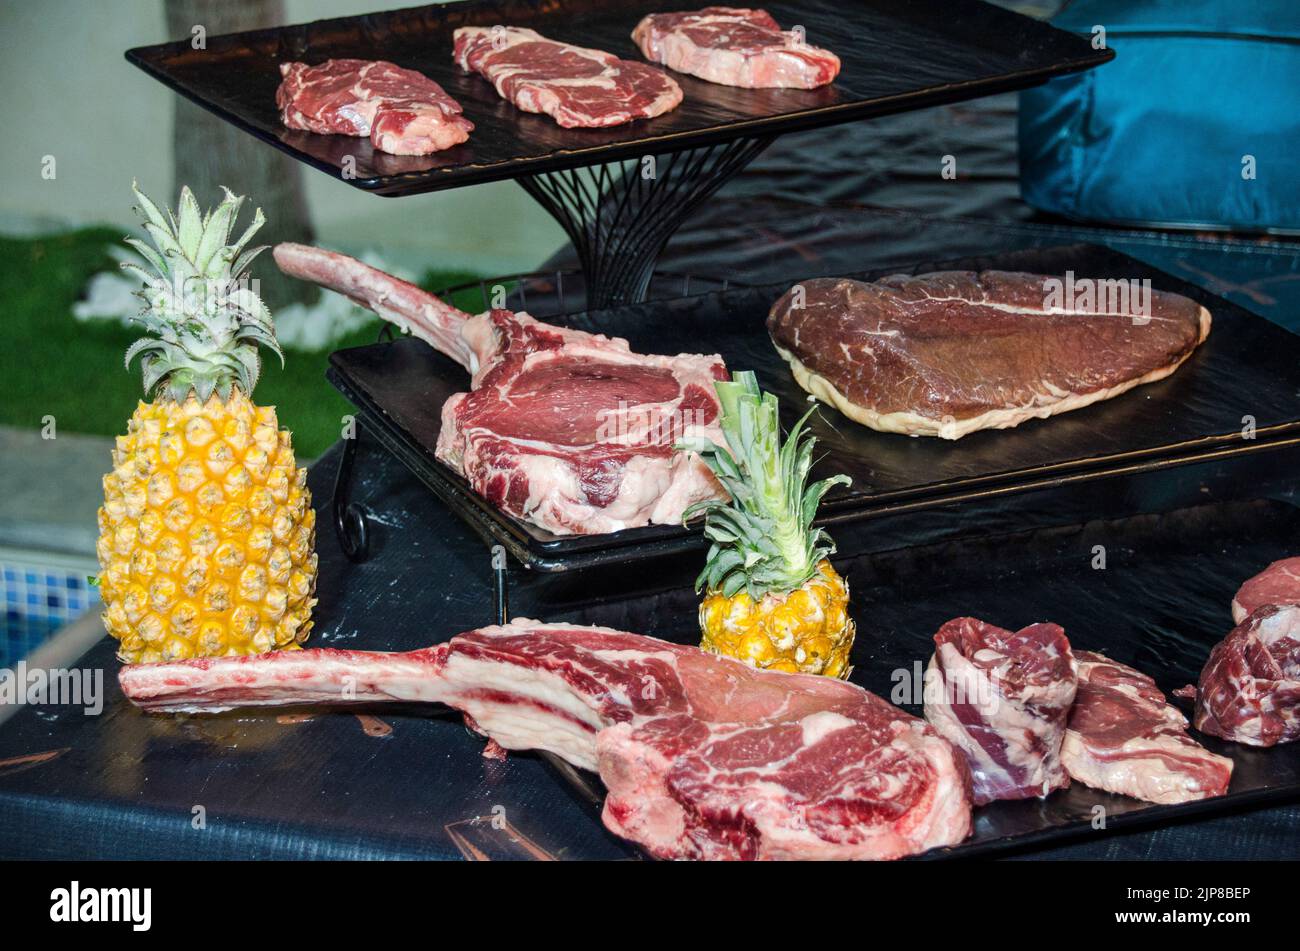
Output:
top-left (121, 181), bottom-right (283, 403)
top-left (679, 371), bottom-right (850, 599)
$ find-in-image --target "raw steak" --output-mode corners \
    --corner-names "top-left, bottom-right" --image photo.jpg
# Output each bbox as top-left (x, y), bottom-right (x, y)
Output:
top-left (1192, 604), bottom-right (1300, 747)
top-left (274, 243), bottom-right (727, 535)
top-left (768, 271), bottom-right (1211, 439)
top-left (632, 7), bottom-right (840, 89)
top-left (276, 59), bottom-right (473, 155)
top-left (923, 617), bottom-right (1076, 805)
top-left (1231, 556), bottom-right (1300, 623)
top-left (1061, 651), bottom-right (1232, 804)
top-left (119, 620), bottom-right (974, 861)
top-left (453, 26), bottom-right (683, 128)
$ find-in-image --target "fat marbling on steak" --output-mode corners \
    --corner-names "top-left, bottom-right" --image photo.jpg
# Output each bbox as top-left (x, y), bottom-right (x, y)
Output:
top-left (1191, 604), bottom-right (1300, 747)
top-left (632, 7), bottom-right (841, 89)
top-left (768, 271), bottom-right (1211, 439)
top-left (275, 243), bottom-right (725, 536)
top-left (1231, 556), bottom-right (1300, 623)
top-left (119, 620), bottom-right (974, 861)
top-left (1061, 651), bottom-right (1232, 804)
top-left (453, 26), bottom-right (683, 128)
top-left (276, 59), bottom-right (473, 155)
top-left (923, 617), bottom-right (1077, 805)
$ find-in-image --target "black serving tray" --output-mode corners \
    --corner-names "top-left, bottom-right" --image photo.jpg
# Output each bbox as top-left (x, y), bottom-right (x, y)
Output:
top-left (125, 0), bottom-right (1110, 195)
top-left (327, 243), bottom-right (1300, 570)
top-left (554, 495), bottom-right (1300, 858)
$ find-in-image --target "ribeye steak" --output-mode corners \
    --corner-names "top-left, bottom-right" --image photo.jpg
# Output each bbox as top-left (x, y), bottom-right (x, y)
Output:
top-left (923, 617), bottom-right (1077, 806)
top-left (768, 271), bottom-right (1211, 439)
top-left (453, 26), bottom-right (683, 128)
top-left (1231, 556), bottom-right (1300, 624)
top-left (119, 620), bottom-right (974, 861)
top-left (274, 243), bottom-right (727, 535)
top-left (1061, 651), bottom-right (1232, 804)
top-left (276, 59), bottom-right (473, 155)
top-left (632, 7), bottom-right (841, 89)
top-left (1192, 603), bottom-right (1300, 747)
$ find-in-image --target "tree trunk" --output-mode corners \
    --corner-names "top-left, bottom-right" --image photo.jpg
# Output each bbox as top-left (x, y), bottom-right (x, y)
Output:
top-left (165, 0), bottom-right (317, 309)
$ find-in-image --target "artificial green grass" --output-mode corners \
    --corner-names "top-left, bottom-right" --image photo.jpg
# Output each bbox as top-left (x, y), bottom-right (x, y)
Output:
top-left (0, 227), bottom-right (482, 458)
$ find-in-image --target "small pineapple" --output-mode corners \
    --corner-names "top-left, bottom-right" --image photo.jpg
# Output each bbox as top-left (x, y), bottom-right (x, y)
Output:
top-left (97, 183), bottom-right (317, 664)
top-left (683, 372), bottom-right (853, 677)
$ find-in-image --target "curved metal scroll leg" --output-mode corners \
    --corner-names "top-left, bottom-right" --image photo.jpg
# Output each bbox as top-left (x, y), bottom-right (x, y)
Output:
top-left (332, 431), bottom-right (371, 563)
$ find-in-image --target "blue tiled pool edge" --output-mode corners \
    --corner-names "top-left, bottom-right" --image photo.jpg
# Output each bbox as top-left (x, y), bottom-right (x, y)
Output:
top-left (1, 549), bottom-right (100, 671)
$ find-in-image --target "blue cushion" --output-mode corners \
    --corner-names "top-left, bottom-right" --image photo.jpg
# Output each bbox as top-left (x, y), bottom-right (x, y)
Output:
top-left (1018, 0), bottom-right (1300, 232)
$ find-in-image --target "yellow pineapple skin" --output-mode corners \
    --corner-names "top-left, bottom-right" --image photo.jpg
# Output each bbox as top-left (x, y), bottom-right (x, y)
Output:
top-left (97, 389), bottom-right (318, 664)
top-left (699, 561), bottom-right (854, 678)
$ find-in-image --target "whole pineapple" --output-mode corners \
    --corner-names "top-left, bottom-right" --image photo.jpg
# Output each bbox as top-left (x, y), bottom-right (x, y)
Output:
top-left (683, 372), bottom-right (854, 677)
top-left (97, 183), bottom-right (317, 664)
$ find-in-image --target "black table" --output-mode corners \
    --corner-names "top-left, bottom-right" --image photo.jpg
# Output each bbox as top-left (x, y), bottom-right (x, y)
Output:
top-left (3, 415), bottom-right (1300, 861)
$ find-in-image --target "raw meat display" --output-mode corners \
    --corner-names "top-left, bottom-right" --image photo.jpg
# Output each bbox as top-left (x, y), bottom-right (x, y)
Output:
top-left (632, 7), bottom-right (841, 89)
top-left (1231, 556), bottom-right (1300, 623)
top-left (768, 271), bottom-right (1211, 439)
top-left (923, 617), bottom-right (1077, 805)
top-left (274, 243), bottom-right (727, 535)
top-left (1192, 604), bottom-right (1300, 747)
top-left (276, 59), bottom-right (473, 155)
top-left (453, 26), bottom-right (683, 128)
top-left (120, 620), bottom-right (974, 861)
top-left (1061, 651), bottom-right (1232, 804)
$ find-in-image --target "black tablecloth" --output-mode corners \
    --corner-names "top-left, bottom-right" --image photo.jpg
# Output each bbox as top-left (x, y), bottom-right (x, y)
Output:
top-left (3, 430), bottom-right (1299, 860)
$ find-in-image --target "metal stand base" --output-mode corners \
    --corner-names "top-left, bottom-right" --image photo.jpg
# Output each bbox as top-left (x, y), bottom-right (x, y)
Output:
top-left (330, 421), bottom-right (515, 619)
top-left (518, 135), bottom-right (773, 309)
top-left (332, 431), bottom-right (371, 563)
top-left (492, 545), bottom-right (510, 625)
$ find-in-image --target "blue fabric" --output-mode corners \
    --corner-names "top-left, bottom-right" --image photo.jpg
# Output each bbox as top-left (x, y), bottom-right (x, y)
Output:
top-left (1019, 0), bottom-right (1300, 232)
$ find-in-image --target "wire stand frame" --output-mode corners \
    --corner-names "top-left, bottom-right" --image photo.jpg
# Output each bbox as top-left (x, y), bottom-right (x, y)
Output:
top-left (518, 135), bottom-right (773, 309)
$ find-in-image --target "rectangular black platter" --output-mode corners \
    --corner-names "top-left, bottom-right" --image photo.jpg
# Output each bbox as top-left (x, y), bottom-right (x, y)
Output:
top-left (125, 0), bottom-right (1110, 195)
top-left (555, 496), bottom-right (1300, 858)
top-left (327, 242), bottom-right (1300, 570)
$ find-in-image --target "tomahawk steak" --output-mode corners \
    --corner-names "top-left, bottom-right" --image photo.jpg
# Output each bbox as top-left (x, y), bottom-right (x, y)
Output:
top-left (1192, 603), bottom-right (1300, 747)
top-left (276, 59), bottom-right (474, 155)
top-left (1061, 651), bottom-right (1232, 804)
top-left (923, 617), bottom-right (1077, 805)
top-left (632, 7), bottom-right (841, 88)
top-left (768, 271), bottom-right (1211, 439)
top-left (453, 26), bottom-right (683, 128)
top-left (1231, 556), bottom-right (1300, 624)
top-left (274, 243), bottom-right (726, 535)
top-left (120, 620), bottom-right (973, 861)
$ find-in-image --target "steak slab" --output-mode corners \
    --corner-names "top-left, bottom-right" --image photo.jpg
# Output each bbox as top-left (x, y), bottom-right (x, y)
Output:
top-left (768, 271), bottom-right (1211, 439)
top-left (923, 617), bottom-right (1077, 805)
top-left (276, 59), bottom-right (473, 155)
top-left (120, 620), bottom-right (974, 861)
top-left (1231, 556), bottom-right (1300, 623)
top-left (1061, 651), bottom-right (1232, 803)
top-left (632, 7), bottom-right (841, 89)
top-left (274, 244), bottom-right (726, 535)
top-left (453, 26), bottom-right (683, 128)
top-left (1193, 604), bottom-right (1300, 747)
